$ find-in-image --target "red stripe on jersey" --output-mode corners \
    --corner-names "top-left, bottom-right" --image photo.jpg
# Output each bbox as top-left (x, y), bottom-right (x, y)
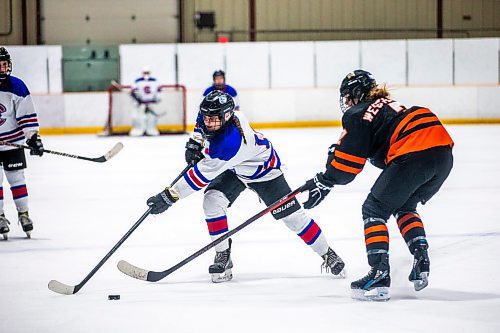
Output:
top-left (188, 169), bottom-right (205, 188)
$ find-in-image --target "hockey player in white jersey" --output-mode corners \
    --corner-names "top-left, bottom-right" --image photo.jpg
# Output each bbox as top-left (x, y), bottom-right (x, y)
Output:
top-left (130, 68), bottom-right (161, 136)
top-left (146, 91), bottom-right (345, 282)
top-left (0, 47), bottom-right (44, 240)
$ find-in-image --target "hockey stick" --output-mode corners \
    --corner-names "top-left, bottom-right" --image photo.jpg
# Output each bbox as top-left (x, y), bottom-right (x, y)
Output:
top-left (48, 164), bottom-right (192, 295)
top-left (117, 185), bottom-right (306, 282)
top-left (0, 140), bottom-right (124, 163)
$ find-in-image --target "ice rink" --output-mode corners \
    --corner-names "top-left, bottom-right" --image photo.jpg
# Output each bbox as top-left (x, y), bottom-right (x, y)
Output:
top-left (1, 125), bottom-right (499, 333)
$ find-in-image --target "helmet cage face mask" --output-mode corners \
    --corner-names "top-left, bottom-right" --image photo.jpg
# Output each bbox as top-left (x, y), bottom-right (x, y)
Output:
top-left (0, 47), bottom-right (12, 81)
top-left (339, 70), bottom-right (376, 113)
top-left (199, 92), bottom-right (235, 139)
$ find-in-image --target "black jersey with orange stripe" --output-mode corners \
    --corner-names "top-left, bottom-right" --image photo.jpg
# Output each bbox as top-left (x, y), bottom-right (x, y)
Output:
top-left (323, 98), bottom-right (453, 186)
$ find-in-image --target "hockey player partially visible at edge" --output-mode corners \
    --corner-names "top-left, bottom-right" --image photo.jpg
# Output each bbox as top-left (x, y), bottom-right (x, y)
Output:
top-left (0, 47), bottom-right (44, 240)
top-left (146, 90), bottom-right (345, 283)
top-left (302, 70), bottom-right (454, 301)
top-left (129, 68), bottom-right (161, 136)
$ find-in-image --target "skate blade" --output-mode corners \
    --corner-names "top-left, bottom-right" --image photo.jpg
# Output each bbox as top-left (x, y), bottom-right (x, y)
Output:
top-left (211, 269), bottom-right (233, 283)
top-left (351, 287), bottom-right (390, 301)
top-left (333, 267), bottom-right (347, 279)
top-left (26, 231), bottom-right (31, 239)
top-left (1, 233), bottom-right (7, 240)
top-left (412, 272), bottom-right (429, 291)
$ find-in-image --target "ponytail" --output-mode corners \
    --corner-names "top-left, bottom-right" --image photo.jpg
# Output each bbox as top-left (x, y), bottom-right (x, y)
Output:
top-left (232, 116), bottom-right (247, 145)
top-left (367, 84), bottom-right (390, 100)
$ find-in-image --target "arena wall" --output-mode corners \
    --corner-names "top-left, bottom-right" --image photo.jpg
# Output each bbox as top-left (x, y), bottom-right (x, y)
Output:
top-left (5, 38), bottom-right (499, 134)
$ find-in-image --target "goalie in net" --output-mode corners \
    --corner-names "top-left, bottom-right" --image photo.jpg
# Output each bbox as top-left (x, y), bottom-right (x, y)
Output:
top-left (103, 68), bottom-right (187, 136)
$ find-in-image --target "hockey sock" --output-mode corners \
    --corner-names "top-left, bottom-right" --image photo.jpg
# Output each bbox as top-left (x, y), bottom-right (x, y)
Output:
top-left (396, 212), bottom-right (427, 254)
top-left (296, 219), bottom-right (329, 256)
top-left (206, 215), bottom-right (229, 252)
top-left (364, 217), bottom-right (389, 266)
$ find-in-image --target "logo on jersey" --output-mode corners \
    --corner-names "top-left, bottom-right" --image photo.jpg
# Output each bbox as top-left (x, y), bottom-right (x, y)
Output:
top-left (218, 95), bottom-right (227, 104)
top-left (0, 103), bottom-right (7, 126)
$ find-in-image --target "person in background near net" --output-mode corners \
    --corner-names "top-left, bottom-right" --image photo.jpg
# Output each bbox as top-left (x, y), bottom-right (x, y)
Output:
top-left (203, 70), bottom-right (240, 110)
top-left (0, 47), bottom-right (44, 240)
top-left (302, 70), bottom-right (454, 301)
top-left (146, 91), bottom-right (345, 283)
top-left (130, 67), bottom-right (161, 137)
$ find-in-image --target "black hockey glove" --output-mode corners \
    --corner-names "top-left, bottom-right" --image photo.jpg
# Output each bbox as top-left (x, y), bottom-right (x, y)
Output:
top-left (26, 133), bottom-right (44, 156)
top-left (147, 187), bottom-right (179, 215)
top-left (302, 173), bottom-right (334, 209)
top-left (185, 138), bottom-right (204, 165)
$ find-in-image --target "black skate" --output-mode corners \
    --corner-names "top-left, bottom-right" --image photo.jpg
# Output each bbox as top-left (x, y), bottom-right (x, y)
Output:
top-left (209, 238), bottom-right (233, 283)
top-left (409, 242), bottom-right (430, 291)
top-left (0, 214), bottom-right (10, 240)
top-left (321, 247), bottom-right (346, 278)
top-left (18, 211), bottom-right (33, 239)
top-left (351, 256), bottom-right (391, 301)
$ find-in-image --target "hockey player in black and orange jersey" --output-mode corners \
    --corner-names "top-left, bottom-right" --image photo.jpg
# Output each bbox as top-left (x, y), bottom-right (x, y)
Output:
top-left (302, 70), bottom-right (454, 301)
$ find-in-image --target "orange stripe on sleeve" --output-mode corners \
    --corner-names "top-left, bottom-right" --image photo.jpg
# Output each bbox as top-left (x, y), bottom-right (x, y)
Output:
top-left (335, 150), bottom-right (366, 165)
top-left (365, 236), bottom-right (389, 245)
top-left (331, 160), bottom-right (363, 174)
top-left (401, 222), bottom-right (424, 238)
top-left (364, 225), bottom-right (388, 235)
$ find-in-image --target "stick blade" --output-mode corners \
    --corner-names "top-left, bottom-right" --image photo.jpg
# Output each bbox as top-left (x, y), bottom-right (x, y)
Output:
top-left (117, 260), bottom-right (149, 281)
top-left (105, 142), bottom-right (124, 161)
top-left (48, 280), bottom-right (76, 295)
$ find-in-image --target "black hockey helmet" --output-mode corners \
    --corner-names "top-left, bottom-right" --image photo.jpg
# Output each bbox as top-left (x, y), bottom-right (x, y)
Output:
top-left (199, 90), bottom-right (235, 138)
top-left (339, 70), bottom-right (376, 112)
top-left (212, 69), bottom-right (226, 90)
top-left (0, 47), bottom-right (12, 81)
top-left (212, 69), bottom-right (225, 81)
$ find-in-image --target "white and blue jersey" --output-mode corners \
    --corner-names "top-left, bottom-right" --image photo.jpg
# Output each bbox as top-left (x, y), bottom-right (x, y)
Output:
top-left (131, 77), bottom-right (161, 104)
top-left (203, 84), bottom-right (240, 110)
top-left (0, 76), bottom-right (39, 151)
top-left (173, 111), bottom-right (281, 199)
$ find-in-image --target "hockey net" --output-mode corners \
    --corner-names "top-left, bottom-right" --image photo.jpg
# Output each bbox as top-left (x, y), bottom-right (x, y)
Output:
top-left (103, 84), bottom-right (187, 135)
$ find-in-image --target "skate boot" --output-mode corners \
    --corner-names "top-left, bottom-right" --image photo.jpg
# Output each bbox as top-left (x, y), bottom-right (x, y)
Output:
top-left (0, 214), bottom-right (10, 240)
top-left (321, 247), bottom-right (346, 278)
top-left (209, 238), bottom-right (233, 283)
top-left (18, 211), bottom-right (33, 239)
top-left (351, 255), bottom-right (391, 301)
top-left (409, 242), bottom-right (430, 291)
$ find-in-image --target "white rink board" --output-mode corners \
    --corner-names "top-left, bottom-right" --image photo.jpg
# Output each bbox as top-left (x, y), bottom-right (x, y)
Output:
top-left (119, 44), bottom-right (177, 85)
top-left (361, 40), bottom-right (407, 85)
top-left (8, 46), bottom-right (63, 94)
top-left (177, 43), bottom-right (225, 90)
top-left (454, 38), bottom-right (499, 85)
top-left (225, 42), bottom-right (270, 89)
top-left (315, 41), bottom-right (361, 87)
top-left (407, 39), bottom-right (454, 85)
top-left (269, 42), bottom-right (315, 88)
top-left (1, 126), bottom-right (500, 333)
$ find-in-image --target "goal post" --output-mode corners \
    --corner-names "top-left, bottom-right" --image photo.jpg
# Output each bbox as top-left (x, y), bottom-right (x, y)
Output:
top-left (103, 84), bottom-right (188, 136)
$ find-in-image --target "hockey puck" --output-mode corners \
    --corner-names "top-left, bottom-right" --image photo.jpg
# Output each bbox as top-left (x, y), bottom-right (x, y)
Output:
top-left (108, 294), bottom-right (120, 300)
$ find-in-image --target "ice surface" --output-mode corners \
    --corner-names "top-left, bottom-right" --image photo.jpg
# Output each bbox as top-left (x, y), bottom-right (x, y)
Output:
top-left (1, 126), bottom-right (500, 333)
